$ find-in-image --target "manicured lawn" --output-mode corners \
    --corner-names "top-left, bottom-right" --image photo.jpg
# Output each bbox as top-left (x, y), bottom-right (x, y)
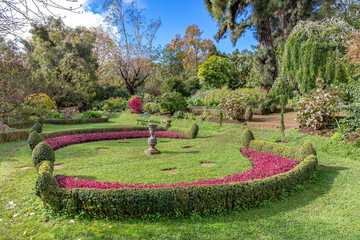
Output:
top-left (1, 113), bottom-right (360, 239)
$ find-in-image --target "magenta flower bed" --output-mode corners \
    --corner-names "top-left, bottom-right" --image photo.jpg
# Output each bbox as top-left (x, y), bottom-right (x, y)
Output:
top-left (54, 148), bottom-right (298, 189)
top-left (44, 131), bottom-right (189, 151)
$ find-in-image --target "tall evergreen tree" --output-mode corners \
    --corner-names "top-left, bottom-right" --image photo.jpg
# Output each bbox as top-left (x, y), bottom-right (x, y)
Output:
top-left (204, 0), bottom-right (316, 89)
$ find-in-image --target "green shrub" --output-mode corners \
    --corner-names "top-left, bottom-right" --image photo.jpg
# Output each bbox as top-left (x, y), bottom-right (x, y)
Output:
top-left (188, 123), bottom-right (199, 139)
top-left (143, 102), bottom-right (153, 114)
top-left (32, 142), bottom-right (55, 169)
top-left (172, 111), bottom-right (184, 119)
top-left (167, 127), bottom-right (188, 136)
top-left (258, 102), bottom-right (266, 115)
top-left (73, 111), bottom-right (102, 119)
top-left (296, 78), bottom-right (343, 130)
top-left (150, 103), bottom-right (160, 113)
top-left (29, 122), bottom-right (42, 134)
top-left (96, 97), bottom-right (128, 112)
top-left (28, 131), bottom-right (43, 150)
top-left (296, 142), bottom-right (317, 162)
top-left (241, 129), bottom-right (255, 148)
top-left (159, 92), bottom-right (187, 114)
top-left (219, 93), bottom-right (248, 120)
top-left (244, 107), bottom-right (253, 121)
top-left (45, 112), bottom-right (65, 120)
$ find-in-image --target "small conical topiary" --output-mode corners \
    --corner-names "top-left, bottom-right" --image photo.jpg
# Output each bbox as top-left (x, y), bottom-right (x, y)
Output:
top-left (244, 107), bottom-right (253, 121)
top-left (29, 122), bottom-right (43, 134)
top-left (241, 128), bottom-right (255, 148)
top-left (296, 142), bottom-right (317, 162)
top-left (32, 142), bottom-right (55, 169)
top-left (188, 123), bottom-right (199, 139)
top-left (28, 131), bottom-right (43, 150)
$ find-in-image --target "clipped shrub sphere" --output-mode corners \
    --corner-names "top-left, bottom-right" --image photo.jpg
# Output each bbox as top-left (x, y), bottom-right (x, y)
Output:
top-left (241, 129), bottom-right (255, 148)
top-left (30, 122), bottom-right (43, 134)
top-left (188, 123), bottom-right (199, 139)
top-left (244, 107), bottom-right (253, 122)
top-left (296, 142), bottom-right (317, 162)
top-left (28, 131), bottom-right (43, 150)
top-left (32, 142), bottom-right (55, 169)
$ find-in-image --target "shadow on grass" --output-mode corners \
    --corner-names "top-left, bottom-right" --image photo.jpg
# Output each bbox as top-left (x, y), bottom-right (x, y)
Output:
top-left (70, 175), bottom-right (97, 180)
top-left (162, 151), bottom-right (200, 154)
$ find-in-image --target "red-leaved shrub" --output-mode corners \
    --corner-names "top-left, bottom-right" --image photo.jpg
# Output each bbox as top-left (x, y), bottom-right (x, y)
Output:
top-left (54, 148), bottom-right (298, 189)
top-left (127, 96), bottom-right (143, 113)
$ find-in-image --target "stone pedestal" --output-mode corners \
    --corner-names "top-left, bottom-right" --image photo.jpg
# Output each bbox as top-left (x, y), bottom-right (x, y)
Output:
top-left (145, 123), bottom-right (160, 154)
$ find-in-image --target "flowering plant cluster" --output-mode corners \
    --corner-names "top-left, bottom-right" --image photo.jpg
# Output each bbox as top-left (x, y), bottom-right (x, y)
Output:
top-left (296, 78), bottom-right (343, 130)
top-left (54, 148), bottom-right (298, 189)
top-left (127, 96), bottom-right (143, 114)
top-left (45, 131), bottom-right (189, 151)
top-left (158, 92), bottom-right (187, 114)
top-left (219, 92), bottom-right (248, 120)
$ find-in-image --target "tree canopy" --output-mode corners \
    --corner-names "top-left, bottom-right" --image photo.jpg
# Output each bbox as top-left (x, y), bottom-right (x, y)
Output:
top-left (24, 18), bottom-right (99, 106)
top-left (282, 18), bottom-right (355, 93)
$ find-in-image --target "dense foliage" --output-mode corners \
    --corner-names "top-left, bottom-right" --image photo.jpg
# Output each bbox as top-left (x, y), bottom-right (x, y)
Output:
top-left (198, 55), bottom-right (239, 89)
top-left (219, 93), bottom-right (248, 120)
top-left (282, 19), bottom-right (354, 93)
top-left (159, 92), bottom-right (187, 114)
top-left (296, 78), bottom-right (343, 130)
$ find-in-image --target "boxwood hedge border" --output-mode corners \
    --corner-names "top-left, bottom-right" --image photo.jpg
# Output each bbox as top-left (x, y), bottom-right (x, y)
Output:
top-left (32, 128), bottom-right (318, 219)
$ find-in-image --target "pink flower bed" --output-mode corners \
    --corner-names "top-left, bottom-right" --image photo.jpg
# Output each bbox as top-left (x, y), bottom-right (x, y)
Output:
top-left (44, 131), bottom-right (189, 151)
top-left (54, 148), bottom-right (298, 189)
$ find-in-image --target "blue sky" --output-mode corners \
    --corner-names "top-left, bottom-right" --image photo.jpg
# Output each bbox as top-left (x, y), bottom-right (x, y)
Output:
top-left (83, 0), bottom-right (258, 54)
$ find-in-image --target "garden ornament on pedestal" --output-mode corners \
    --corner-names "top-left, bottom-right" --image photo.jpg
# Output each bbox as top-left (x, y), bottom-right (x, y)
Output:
top-left (145, 123), bottom-right (160, 154)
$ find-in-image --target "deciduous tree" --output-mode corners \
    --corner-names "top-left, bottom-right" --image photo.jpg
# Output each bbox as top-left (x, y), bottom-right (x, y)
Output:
top-left (168, 24), bottom-right (216, 68)
top-left (104, 0), bottom-right (161, 95)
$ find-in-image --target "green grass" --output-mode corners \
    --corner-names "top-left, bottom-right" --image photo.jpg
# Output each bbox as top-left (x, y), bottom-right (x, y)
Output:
top-left (1, 113), bottom-right (360, 239)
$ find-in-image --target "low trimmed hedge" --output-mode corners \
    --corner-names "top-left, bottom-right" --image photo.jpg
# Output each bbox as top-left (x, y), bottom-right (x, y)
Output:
top-left (167, 123), bottom-right (199, 139)
top-left (43, 116), bottom-right (108, 124)
top-left (0, 126), bottom-right (166, 143)
top-left (0, 130), bottom-right (29, 143)
top-left (33, 129), bottom-right (317, 219)
top-left (8, 121), bottom-right (35, 129)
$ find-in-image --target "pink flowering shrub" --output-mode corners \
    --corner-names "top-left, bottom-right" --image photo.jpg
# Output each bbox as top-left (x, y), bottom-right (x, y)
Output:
top-left (127, 96), bottom-right (143, 113)
top-left (54, 148), bottom-right (298, 189)
top-left (44, 131), bottom-right (189, 151)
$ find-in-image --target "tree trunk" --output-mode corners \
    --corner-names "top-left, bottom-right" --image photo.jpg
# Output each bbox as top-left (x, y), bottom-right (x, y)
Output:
top-left (257, 17), bottom-right (277, 88)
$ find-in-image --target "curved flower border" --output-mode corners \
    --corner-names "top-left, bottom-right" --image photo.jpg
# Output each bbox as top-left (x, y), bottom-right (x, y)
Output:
top-left (44, 131), bottom-right (189, 151)
top-left (54, 148), bottom-right (298, 189)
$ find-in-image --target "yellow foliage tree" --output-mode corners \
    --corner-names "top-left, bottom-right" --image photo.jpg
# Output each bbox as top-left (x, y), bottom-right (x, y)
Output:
top-left (26, 93), bottom-right (56, 117)
top-left (169, 24), bottom-right (216, 68)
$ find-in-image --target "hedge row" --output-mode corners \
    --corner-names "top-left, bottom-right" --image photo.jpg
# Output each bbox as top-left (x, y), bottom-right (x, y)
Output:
top-left (43, 117), bottom-right (108, 124)
top-left (167, 123), bottom-right (199, 139)
top-left (0, 126), bottom-right (166, 143)
top-left (33, 129), bottom-right (317, 219)
top-left (41, 126), bottom-right (165, 140)
top-left (8, 121), bottom-right (35, 129)
top-left (0, 130), bottom-right (30, 143)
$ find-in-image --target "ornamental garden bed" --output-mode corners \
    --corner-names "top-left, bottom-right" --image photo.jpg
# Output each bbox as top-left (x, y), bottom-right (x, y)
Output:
top-left (31, 128), bottom-right (317, 219)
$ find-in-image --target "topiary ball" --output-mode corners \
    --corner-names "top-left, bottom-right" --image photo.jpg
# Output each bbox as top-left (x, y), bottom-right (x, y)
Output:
top-left (32, 142), bottom-right (55, 169)
top-left (29, 122), bottom-right (43, 134)
top-left (244, 107), bottom-right (253, 122)
top-left (188, 123), bottom-right (199, 139)
top-left (28, 131), bottom-right (43, 150)
top-left (296, 142), bottom-right (317, 162)
top-left (241, 129), bottom-right (255, 148)
top-left (270, 103), bottom-right (277, 113)
top-left (258, 103), bottom-right (266, 115)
